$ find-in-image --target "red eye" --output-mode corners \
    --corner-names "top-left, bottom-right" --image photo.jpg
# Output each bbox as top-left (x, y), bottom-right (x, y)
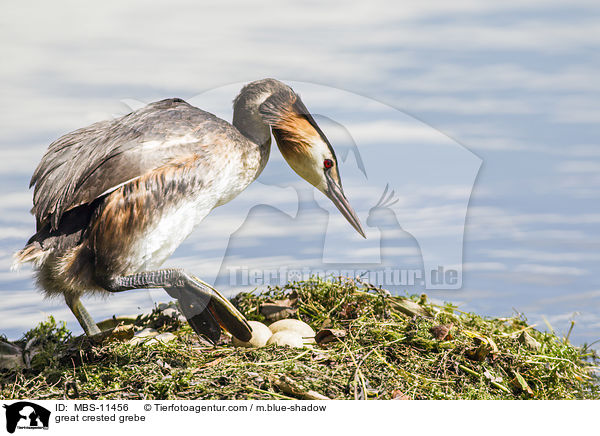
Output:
top-left (324, 159), bottom-right (333, 169)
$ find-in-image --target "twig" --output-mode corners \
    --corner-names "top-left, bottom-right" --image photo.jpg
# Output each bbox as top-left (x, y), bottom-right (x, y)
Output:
top-left (542, 316), bottom-right (555, 335)
top-left (10, 372), bottom-right (18, 398)
top-left (326, 294), bottom-right (348, 318)
top-left (458, 364), bottom-right (511, 394)
top-left (564, 321), bottom-right (575, 344)
top-left (253, 349), bottom-right (312, 366)
top-left (82, 388), bottom-right (128, 399)
top-left (341, 330), bottom-right (368, 400)
top-left (528, 354), bottom-right (580, 367)
top-left (247, 386), bottom-right (294, 400)
top-left (496, 324), bottom-right (537, 337)
top-left (271, 375), bottom-right (330, 400)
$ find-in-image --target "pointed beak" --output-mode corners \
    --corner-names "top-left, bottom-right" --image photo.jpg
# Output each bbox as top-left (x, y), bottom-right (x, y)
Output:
top-left (324, 171), bottom-right (366, 238)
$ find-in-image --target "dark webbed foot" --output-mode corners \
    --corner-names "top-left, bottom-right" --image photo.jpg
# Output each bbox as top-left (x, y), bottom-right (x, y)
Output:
top-left (167, 273), bottom-right (252, 343)
top-left (104, 269), bottom-right (252, 343)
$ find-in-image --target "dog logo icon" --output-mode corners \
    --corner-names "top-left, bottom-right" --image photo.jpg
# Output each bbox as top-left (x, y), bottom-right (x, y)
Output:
top-left (3, 402), bottom-right (50, 433)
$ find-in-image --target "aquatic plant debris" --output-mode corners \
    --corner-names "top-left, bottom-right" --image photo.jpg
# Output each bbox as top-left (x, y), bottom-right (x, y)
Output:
top-left (1, 278), bottom-right (598, 400)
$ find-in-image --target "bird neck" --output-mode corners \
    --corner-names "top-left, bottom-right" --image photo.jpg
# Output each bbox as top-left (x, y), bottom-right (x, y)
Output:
top-left (232, 79), bottom-right (298, 174)
top-left (232, 95), bottom-right (272, 152)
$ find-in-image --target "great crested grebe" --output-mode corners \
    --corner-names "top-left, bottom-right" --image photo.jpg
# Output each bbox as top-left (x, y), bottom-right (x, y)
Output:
top-left (14, 78), bottom-right (365, 343)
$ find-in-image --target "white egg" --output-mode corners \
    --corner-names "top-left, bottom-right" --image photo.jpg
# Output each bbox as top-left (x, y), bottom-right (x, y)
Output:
top-left (232, 321), bottom-right (273, 348)
top-left (266, 331), bottom-right (305, 348)
top-left (268, 319), bottom-right (315, 342)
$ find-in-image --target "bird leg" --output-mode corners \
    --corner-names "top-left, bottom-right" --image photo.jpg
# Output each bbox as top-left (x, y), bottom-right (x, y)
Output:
top-left (64, 294), bottom-right (102, 336)
top-left (104, 269), bottom-right (252, 343)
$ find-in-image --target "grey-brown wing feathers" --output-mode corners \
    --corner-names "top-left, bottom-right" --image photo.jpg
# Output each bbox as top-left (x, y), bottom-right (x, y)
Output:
top-left (30, 98), bottom-right (226, 230)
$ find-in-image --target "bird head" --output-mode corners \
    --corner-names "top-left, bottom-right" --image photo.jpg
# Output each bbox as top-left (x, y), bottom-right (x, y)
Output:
top-left (258, 84), bottom-right (365, 238)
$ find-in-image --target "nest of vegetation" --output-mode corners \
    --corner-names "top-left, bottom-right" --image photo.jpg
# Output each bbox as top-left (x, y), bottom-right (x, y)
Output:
top-left (1, 278), bottom-right (598, 400)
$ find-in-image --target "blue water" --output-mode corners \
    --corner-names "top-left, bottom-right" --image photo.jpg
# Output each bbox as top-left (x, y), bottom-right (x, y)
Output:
top-left (1, 1), bottom-right (598, 350)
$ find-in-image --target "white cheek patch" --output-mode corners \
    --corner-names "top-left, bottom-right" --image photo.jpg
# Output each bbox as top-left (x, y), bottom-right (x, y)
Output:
top-left (309, 140), bottom-right (332, 191)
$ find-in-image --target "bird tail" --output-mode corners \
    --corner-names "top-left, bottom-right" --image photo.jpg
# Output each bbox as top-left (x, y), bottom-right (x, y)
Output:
top-left (11, 243), bottom-right (47, 271)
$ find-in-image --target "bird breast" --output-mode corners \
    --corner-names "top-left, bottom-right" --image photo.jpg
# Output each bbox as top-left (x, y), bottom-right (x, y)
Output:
top-left (127, 146), bottom-right (262, 272)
